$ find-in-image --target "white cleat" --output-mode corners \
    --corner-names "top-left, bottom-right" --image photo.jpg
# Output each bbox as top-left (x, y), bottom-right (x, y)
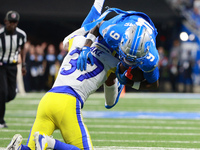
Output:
top-left (34, 132), bottom-right (48, 150)
top-left (5, 134), bottom-right (23, 150)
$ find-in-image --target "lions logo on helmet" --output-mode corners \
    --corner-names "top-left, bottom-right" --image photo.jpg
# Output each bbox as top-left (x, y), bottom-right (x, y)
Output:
top-left (119, 24), bottom-right (151, 66)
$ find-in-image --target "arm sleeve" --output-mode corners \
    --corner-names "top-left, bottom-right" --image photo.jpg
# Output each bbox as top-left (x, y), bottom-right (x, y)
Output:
top-left (104, 78), bottom-right (118, 107)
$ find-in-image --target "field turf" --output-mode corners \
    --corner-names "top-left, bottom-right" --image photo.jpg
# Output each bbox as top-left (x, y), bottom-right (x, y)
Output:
top-left (0, 92), bottom-right (200, 150)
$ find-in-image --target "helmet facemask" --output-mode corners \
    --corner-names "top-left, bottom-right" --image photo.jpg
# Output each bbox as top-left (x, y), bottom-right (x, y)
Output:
top-left (119, 24), bottom-right (151, 67)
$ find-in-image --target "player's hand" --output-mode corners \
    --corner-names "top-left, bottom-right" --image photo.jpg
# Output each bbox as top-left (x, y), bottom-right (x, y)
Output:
top-left (115, 62), bottom-right (128, 85)
top-left (77, 46), bottom-right (94, 71)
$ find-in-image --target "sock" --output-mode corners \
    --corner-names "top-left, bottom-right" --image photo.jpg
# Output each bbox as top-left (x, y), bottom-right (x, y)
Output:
top-left (54, 139), bottom-right (80, 150)
top-left (21, 145), bottom-right (31, 150)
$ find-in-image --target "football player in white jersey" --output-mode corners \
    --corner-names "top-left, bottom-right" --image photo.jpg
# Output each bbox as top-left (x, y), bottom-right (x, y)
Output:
top-left (5, 0), bottom-right (123, 150)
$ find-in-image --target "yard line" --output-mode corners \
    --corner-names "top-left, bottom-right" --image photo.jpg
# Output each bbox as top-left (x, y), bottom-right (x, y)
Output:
top-left (0, 129), bottom-right (60, 133)
top-left (5, 117), bottom-right (200, 125)
top-left (94, 146), bottom-right (200, 150)
top-left (1, 138), bottom-right (199, 144)
top-left (89, 131), bottom-right (200, 136)
top-left (93, 139), bottom-right (200, 144)
top-left (87, 124), bottom-right (200, 130)
top-left (6, 123), bottom-right (33, 126)
top-left (1, 129), bottom-right (199, 136)
top-left (6, 118), bottom-right (35, 122)
top-left (1, 147), bottom-right (200, 150)
top-left (4, 123), bottom-right (200, 130)
top-left (8, 100), bottom-right (40, 105)
top-left (1, 129), bottom-right (30, 132)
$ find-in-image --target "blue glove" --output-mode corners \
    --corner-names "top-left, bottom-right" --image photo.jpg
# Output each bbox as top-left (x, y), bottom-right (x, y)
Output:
top-left (115, 62), bottom-right (128, 85)
top-left (77, 46), bottom-right (94, 71)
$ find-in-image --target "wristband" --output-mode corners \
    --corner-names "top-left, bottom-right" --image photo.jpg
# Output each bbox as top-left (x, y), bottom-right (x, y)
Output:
top-left (86, 33), bottom-right (96, 42)
top-left (132, 82), bottom-right (140, 90)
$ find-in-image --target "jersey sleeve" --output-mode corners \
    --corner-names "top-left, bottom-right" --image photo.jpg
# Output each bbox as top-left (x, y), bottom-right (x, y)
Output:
top-left (139, 44), bottom-right (160, 83)
top-left (143, 67), bottom-right (159, 83)
top-left (99, 15), bottom-right (128, 50)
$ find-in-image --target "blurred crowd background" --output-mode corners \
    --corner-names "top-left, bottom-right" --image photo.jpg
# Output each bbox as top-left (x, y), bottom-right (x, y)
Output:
top-left (0, 0), bottom-right (200, 93)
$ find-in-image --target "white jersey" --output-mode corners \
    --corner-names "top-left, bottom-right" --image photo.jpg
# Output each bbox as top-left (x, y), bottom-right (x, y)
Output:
top-left (49, 36), bottom-right (119, 108)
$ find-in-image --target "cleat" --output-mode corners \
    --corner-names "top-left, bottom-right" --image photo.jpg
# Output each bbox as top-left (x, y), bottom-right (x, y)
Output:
top-left (34, 132), bottom-right (48, 150)
top-left (5, 134), bottom-right (23, 150)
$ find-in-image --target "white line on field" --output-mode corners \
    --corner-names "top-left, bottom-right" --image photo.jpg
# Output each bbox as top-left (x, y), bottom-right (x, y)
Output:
top-left (87, 125), bottom-right (200, 130)
top-left (4, 123), bottom-right (200, 130)
top-left (1, 146), bottom-right (200, 150)
top-left (94, 146), bottom-right (200, 150)
top-left (93, 140), bottom-right (200, 144)
top-left (89, 131), bottom-right (200, 136)
top-left (1, 138), bottom-right (200, 144)
top-left (1, 129), bottom-right (200, 136)
top-left (5, 117), bottom-right (200, 125)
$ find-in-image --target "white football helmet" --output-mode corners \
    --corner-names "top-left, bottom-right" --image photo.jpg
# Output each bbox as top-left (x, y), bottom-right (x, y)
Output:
top-left (119, 24), bottom-right (151, 66)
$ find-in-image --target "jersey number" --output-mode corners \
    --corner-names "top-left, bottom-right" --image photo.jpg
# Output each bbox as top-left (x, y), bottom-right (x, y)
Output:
top-left (60, 49), bottom-right (104, 81)
top-left (110, 31), bottom-right (120, 40)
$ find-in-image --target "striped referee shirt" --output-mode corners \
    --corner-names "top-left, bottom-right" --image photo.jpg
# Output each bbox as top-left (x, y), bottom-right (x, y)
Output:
top-left (0, 27), bottom-right (27, 65)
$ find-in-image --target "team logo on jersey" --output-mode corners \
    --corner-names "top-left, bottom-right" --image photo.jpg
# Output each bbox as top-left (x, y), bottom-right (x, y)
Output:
top-left (124, 23), bottom-right (134, 27)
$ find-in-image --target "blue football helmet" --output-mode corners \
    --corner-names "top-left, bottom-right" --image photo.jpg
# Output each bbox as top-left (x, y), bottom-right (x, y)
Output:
top-left (119, 24), bottom-right (151, 66)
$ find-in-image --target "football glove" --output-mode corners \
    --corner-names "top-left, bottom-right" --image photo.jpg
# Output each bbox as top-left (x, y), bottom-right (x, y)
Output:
top-left (77, 46), bottom-right (94, 71)
top-left (115, 62), bottom-right (128, 85)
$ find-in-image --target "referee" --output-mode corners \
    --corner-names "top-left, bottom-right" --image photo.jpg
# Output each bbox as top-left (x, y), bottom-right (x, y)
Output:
top-left (0, 10), bottom-right (27, 128)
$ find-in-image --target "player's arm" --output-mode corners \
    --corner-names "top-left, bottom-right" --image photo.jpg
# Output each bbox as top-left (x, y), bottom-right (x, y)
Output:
top-left (83, 21), bottom-right (104, 47)
top-left (104, 72), bottom-right (124, 109)
top-left (20, 41), bottom-right (27, 76)
top-left (116, 62), bottom-right (159, 91)
top-left (77, 22), bottom-right (104, 71)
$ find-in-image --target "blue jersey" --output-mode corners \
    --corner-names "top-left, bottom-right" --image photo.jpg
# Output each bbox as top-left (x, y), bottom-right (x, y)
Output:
top-left (98, 12), bottom-right (159, 83)
top-left (81, 8), bottom-right (159, 83)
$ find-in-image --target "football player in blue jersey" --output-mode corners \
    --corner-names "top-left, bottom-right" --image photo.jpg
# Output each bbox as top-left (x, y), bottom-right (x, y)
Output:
top-left (77, 8), bottom-right (159, 91)
top-left (5, 0), bottom-right (124, 150)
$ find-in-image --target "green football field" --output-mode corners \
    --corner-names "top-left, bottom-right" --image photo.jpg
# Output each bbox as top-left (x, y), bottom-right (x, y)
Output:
top-left (1, 92), bottom-right (200, 150)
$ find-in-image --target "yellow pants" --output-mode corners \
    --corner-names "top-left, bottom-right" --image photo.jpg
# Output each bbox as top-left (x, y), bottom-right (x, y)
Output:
top-left (27, 92), bottom-right (93, 150)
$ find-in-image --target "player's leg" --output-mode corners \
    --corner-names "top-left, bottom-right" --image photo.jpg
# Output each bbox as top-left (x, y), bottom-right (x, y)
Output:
top-left (34, 92), bottom-right (81, 150)
top-left (34, 132), bottom-right (80, 150)
top-left (53, 93), bottom-right (93, 150)
top-left (81, 0), bottom-right (105, 27)
top-left (0, 66), bottom-right (7, 127)
top-left (6, 65), bottom-right (17, 102)
top-left (26, 93), bottom-right (57, 150)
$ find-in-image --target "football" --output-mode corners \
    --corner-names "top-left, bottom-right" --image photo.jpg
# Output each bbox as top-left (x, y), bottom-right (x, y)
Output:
top-left (119, 63), bottom-right (145, 82)
top-left (125, 67), bottom-right (145, 82)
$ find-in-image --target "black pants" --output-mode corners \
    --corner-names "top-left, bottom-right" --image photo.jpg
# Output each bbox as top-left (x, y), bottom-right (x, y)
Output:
top-left (0, 65), bottom-right (17, 124)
